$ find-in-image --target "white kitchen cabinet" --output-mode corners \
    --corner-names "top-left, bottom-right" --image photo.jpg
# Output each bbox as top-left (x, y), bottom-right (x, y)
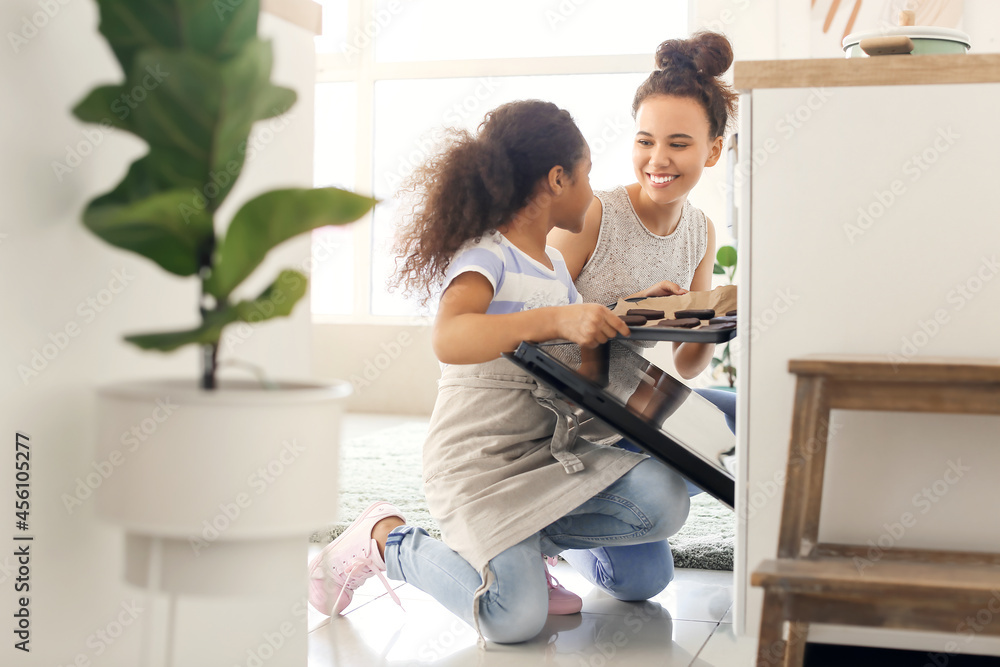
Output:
top-left (733, 54), bottom-right (1000, 656)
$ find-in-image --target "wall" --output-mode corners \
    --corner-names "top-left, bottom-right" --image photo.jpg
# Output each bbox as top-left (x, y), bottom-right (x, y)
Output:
top-left (1, 2), bottom-right (317, 664)
top-left (313, 322), bottom-right (439, 414)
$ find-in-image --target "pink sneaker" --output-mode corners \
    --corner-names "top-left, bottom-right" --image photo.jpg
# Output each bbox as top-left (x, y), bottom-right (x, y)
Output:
top-left (308, 501), bottom-right (405, 616)
top-left (545, 557), bottom-right (582, 615)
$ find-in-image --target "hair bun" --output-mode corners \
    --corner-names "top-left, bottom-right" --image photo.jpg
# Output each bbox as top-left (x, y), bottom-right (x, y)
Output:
top-left (655, 31), bottom-right (733, 78)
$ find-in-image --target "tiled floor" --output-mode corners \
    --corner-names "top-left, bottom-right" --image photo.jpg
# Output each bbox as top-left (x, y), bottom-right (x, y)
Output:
top-left (308, 414), bottom-right (753, 666)
top-left (307, 556), bottom-right (747, 666)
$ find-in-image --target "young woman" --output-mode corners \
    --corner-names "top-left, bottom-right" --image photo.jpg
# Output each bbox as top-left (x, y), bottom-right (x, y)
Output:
top-left (547, 30), bottom-right (740, 598)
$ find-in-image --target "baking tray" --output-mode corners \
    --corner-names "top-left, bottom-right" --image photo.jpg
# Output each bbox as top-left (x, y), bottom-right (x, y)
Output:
top-left (620, 324), bottom-right (736, 344)
top-left (608, 288), bottom-right (738, 344)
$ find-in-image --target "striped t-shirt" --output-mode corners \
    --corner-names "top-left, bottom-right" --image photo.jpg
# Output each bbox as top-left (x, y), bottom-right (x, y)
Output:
top-left (443, 231), bottom-right (582, 313)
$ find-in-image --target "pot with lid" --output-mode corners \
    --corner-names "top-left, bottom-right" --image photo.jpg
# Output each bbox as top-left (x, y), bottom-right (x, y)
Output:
top-left (843, 9), bottom-right (971, 58)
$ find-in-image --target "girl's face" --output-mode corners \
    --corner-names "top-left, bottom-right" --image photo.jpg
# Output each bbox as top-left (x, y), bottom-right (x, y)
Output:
top-left (632, 95), bottom-right (723, 207)
top-left (552, 145), bottom-right (593, 233)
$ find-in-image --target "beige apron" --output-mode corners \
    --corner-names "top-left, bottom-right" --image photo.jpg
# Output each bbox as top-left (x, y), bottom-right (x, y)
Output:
top-left (422, 357), bottom-right (646, 643)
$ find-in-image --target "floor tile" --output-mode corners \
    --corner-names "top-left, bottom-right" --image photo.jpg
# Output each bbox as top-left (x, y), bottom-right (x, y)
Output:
top-left (564, 566), bottom-right (732, 624)
top-left (309, 595), bottom-right (717, 666)
top-left (721, 604), bottom-right (733, 625)
top-left (690, 623), bottom-right (758, 666)
top-left (394, 562), bottom-right (733, 626)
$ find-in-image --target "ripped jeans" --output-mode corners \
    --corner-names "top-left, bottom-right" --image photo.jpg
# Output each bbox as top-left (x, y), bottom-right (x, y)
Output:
top-left (383, 457), bottom-right (690, 643)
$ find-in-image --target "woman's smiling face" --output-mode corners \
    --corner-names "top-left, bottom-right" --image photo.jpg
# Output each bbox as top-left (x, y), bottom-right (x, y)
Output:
top-left (632, 94), bottom-right (723, 207)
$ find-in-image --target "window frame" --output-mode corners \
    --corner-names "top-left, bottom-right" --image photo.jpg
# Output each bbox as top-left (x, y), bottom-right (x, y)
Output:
top-left (312, 0), bottom-right (695, 325)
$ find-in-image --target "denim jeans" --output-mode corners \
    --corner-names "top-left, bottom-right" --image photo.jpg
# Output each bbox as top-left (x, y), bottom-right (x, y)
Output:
top-left (560, 386), bottom-right (737, 606)
top-left (383, 457), bottom-right (690, 643)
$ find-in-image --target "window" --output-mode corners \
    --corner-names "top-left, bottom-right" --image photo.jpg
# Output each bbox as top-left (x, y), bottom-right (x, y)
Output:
top-left (311, 0), bottom-right (691, 321)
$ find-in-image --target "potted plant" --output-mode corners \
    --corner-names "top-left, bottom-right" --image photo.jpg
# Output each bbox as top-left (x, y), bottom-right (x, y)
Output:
top-left (710, 244), bottom-right (737, 389)
top-left (71, 0), bottom-right (373, 659)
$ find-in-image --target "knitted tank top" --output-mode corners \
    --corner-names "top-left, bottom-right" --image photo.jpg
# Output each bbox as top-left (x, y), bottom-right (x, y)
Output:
top-left (576, 185), bottom-right (708, 305)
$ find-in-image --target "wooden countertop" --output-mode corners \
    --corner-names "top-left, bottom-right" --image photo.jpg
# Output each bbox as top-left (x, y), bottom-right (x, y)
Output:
top-left (734, 53), bottom-right (1000, 91)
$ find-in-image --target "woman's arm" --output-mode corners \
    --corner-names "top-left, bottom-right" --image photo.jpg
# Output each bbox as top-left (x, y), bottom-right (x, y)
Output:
top-left (432, 271), bottom-right (631, 365)
top-left (547, 197), bottom-right (603, 281)
top-left (671, 217), bottom-right (718, 380)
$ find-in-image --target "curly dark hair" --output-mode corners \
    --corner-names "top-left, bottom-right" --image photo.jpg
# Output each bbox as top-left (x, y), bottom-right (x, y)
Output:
top-left (391, 100), bottom-right (587, 304)
top-left (632, 31), bottom-right (739, 139)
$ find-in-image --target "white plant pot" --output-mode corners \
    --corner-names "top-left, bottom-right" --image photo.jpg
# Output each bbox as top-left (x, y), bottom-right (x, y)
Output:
top-left (93, 379), bottom-right (350, 664)
top-left (94, 378), bottom-right (350, 540)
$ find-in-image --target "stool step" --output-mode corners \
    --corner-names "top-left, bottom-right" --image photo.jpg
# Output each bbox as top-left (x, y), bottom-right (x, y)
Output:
top-left (753, 558), bottom-right (1000, 599)
top-left (789, 356), bottom-right (1000, 384)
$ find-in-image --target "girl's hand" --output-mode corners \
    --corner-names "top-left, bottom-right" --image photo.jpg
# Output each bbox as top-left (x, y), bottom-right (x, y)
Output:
top-left (638, 280), bottom-right (688, 298)
top-left (555, 304), bottom-right (631, 348)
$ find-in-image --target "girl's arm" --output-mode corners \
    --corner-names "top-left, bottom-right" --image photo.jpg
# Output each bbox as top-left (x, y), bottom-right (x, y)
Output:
top-left (432, 271), bottom-right (631, 365)
top-left (671, 217), bottom-right (718, 379)
top-left (547, 197), bottom-right (603, 281)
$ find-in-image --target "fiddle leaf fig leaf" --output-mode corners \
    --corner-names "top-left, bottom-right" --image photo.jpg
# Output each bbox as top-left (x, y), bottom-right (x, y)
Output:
top-left (72, 85), bottom-right (134, 133)
top-left (232, 270), bottom-right (308, 323)
top-left (126, 271), bottom-right (308, 352)
top-left (94, 0), bottom-right (259, 75)
top-left (83, 189), bottom-right (215, 276)
top-left (206, 188), bottom-right (376, 300)
top-left (125, 308), bottom-right (239, 351)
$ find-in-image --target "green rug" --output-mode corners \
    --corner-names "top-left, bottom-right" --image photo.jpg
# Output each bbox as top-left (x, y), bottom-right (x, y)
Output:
top-left (310, 421), bottom-right (735, 571)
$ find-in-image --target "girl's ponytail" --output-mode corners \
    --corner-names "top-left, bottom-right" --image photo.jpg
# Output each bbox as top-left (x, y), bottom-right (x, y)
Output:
top-left (392, 100), bottom-right (586, 304)
top-left (475, 138), bottom-right (517, 225)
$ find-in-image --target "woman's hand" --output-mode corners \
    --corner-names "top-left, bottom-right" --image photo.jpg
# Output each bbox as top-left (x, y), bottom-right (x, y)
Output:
top-left (554, 304), bottom-right (631, 348)
top-left (632, 280), bottom-right (689, 299)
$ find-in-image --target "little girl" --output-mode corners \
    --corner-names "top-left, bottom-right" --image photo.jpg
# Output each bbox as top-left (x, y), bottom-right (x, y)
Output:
top-left (308, 100), bottom-right (692, 645)
top-left (547, 30), bottom-right (740, 599)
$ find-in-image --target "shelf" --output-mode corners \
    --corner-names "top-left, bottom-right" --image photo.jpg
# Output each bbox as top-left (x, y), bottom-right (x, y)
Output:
top-left (734, 53), bottom-right (1000, 91)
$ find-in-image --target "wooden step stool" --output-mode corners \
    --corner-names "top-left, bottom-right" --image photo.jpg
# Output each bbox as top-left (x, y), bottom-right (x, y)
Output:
top-left (751, 355), bottom-right (1000, 667)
